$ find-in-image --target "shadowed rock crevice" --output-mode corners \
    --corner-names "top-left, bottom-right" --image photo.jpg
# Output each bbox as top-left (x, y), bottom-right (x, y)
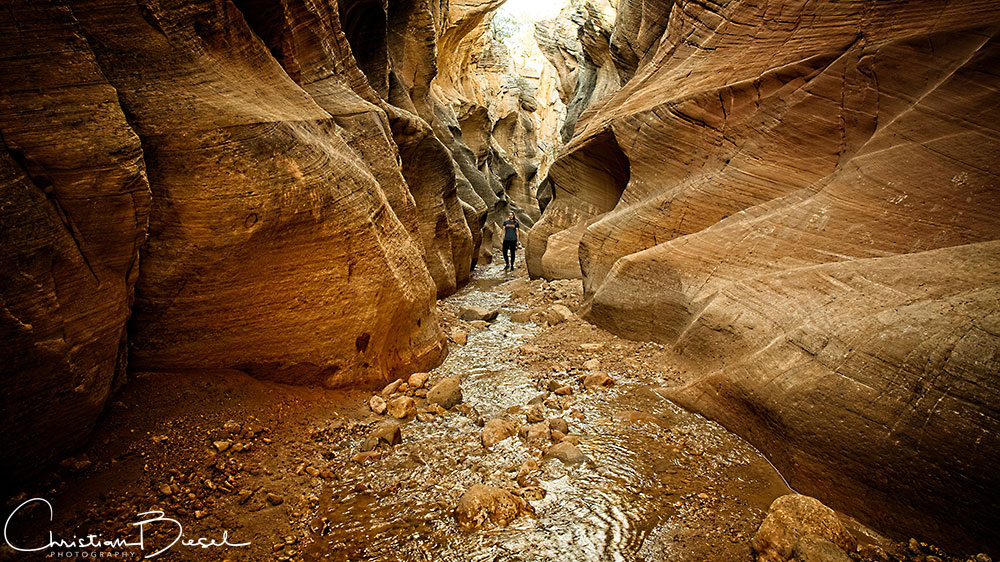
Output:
top-left (339, 0), bottom-right (390, 96)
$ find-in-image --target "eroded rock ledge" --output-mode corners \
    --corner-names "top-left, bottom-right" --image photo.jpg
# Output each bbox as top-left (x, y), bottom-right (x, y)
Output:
top-left (528, 0), bottom-right (1000, 551)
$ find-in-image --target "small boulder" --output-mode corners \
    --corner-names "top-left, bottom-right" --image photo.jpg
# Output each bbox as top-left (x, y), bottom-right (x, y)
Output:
top-left (545, 441), bottom-right (585, 464)
top-left (579, 343), bottom-right (603, 351)
top-left (360, 421), bottom-right (402, 452)
top-left (381, 379), bottom-right (403, 397)
top-left (369, 395), bottom-right (387, 415)
top-left (386, 396), bottom-right (417, 419)
top-left (451, 330), bottom-right (468, 345)
top-left (582, 371), bottom-right (615, 389)
top-left (554, 385), bottom-right (573, 396)
top-left (427, 376), bottom-right (463, 409)
top-left (408, 372), bottom-right (430, 389)
top-left (544, 304), bottom-right (573, 325)
top-left (459, 305), bottom-right (499, 322)
top-left (583, 358), bottom-right (601, 370)
top-left (454, 484), bottom-right (532, 530)
top-left (548, 418), bottom-right (569, 434)
top-left (520, 422), bottom-right (550, 442)
top-left (525, 404), bottom-right (546, 423)
top-left (510, 311), bottom-right (533, 323)
top-left (469, 320), bottom-right (490, 329)
top-left (752, 494), bottom-right (857, 562)
top-left (482, 418), bottom-right (518, 448)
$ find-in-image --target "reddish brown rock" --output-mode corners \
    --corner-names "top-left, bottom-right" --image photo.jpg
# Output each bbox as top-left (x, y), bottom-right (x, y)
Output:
top-left (454, 483), bottom-right (532, 530)
top-left (0, 0), bottom-right (151, 482)
top-left (752, 495), bottom-right (857, 562)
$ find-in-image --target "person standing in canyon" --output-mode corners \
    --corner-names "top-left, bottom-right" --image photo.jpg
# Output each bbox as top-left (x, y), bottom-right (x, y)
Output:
top-left (502, 212), bottom-right (519, 272)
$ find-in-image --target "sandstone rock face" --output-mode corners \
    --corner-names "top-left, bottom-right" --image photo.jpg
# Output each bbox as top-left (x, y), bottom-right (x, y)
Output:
top-left (0, 0), bottom-right (547, 481)
top-left (0, 0), bottom-right (152, 482)
top-left (432, 3), bottom-right (565, 264)
top-left (528, 0), bottom-right (1000, 549)
top-left (534, 0), bottom-right (621, 142)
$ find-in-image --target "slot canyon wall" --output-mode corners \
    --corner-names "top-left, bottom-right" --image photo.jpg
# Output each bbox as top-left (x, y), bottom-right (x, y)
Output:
top-left (0, 0), bottom-right (560, 483)
top-left (529, 0), bottom-right (1000, 551)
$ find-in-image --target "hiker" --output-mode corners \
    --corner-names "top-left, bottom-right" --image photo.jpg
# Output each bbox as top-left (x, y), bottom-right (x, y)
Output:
top-left (502, 212), bottom-right (519, 272)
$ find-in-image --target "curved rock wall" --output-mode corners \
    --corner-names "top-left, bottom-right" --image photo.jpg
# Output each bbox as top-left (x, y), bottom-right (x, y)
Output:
top-left (432, 5), bottom-right (565, 264)
top-left (529, 0), bottom-right (1000, 550)
top-left (0, 0), bottom-right (151, 486)
top-left (0, 0), bottom-right (552, 482)
top-left (535, 0), bottom-right (622, 142)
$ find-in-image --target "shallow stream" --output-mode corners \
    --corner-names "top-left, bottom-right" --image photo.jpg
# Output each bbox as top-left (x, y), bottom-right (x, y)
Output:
top-left (305, 262), bottom-right (791, 561)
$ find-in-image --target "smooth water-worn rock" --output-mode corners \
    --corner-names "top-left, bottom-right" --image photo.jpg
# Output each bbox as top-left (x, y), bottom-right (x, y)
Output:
top-left (454, 484), bottom-right (532, 530)
top-left (481, 418), bottom-right (518, 448)
top-left (528, 0), bottom-right (1000, 548)
top-left (459, 305), bottom-right (500, 322)
top-left (0, 0), bottom-right (153, 483)
top-left (427, 376), bottom-right (463, 410)
top-left (545, 441), bottom-right (585, 465)
top-left (752, 495), bottom-right (857, 562)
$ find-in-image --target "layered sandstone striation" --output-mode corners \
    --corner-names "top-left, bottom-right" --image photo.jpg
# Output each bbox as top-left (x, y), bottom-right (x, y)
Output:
top-left (529, 0), bottom-right (1000, 550)
top-left (0, 0), bottom-right (554, 482)
top-left (432, 4), bottom-right (565, 263)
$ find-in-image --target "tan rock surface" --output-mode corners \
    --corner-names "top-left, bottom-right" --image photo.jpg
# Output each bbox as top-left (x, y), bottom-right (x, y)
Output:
top-left (528, 0), bottom-right (1000, 549)
top-left (0, 0), bottom-right (151, 481)
top-left (752, 495), bottom-right (857, 562)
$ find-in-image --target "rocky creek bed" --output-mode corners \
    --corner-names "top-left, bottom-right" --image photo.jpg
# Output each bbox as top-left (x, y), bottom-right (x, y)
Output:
top-left (1, 260), bottom-right (990, 562)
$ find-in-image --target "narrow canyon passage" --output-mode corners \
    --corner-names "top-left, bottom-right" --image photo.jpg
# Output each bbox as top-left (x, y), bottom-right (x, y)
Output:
top-left (2, 0), bottom-right (999, 561)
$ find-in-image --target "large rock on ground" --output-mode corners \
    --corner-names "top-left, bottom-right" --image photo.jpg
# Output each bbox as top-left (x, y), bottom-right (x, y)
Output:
top-left (544, 441), bottom-right (585, 465)
top-left (482, 418), bottom-right (518, 448)
top-left (752, 495), bottom-right (857, 562)
top-left (528, 0), bottom-right (1000, 548)
top-left (454, 484), bottom-right (532, 530)
top-left (360, 421), bottom-right (403, 452)
top-left (459, 305), bottom-right (499, 322)
top-left (427, 376), bottom-right (463, 409)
